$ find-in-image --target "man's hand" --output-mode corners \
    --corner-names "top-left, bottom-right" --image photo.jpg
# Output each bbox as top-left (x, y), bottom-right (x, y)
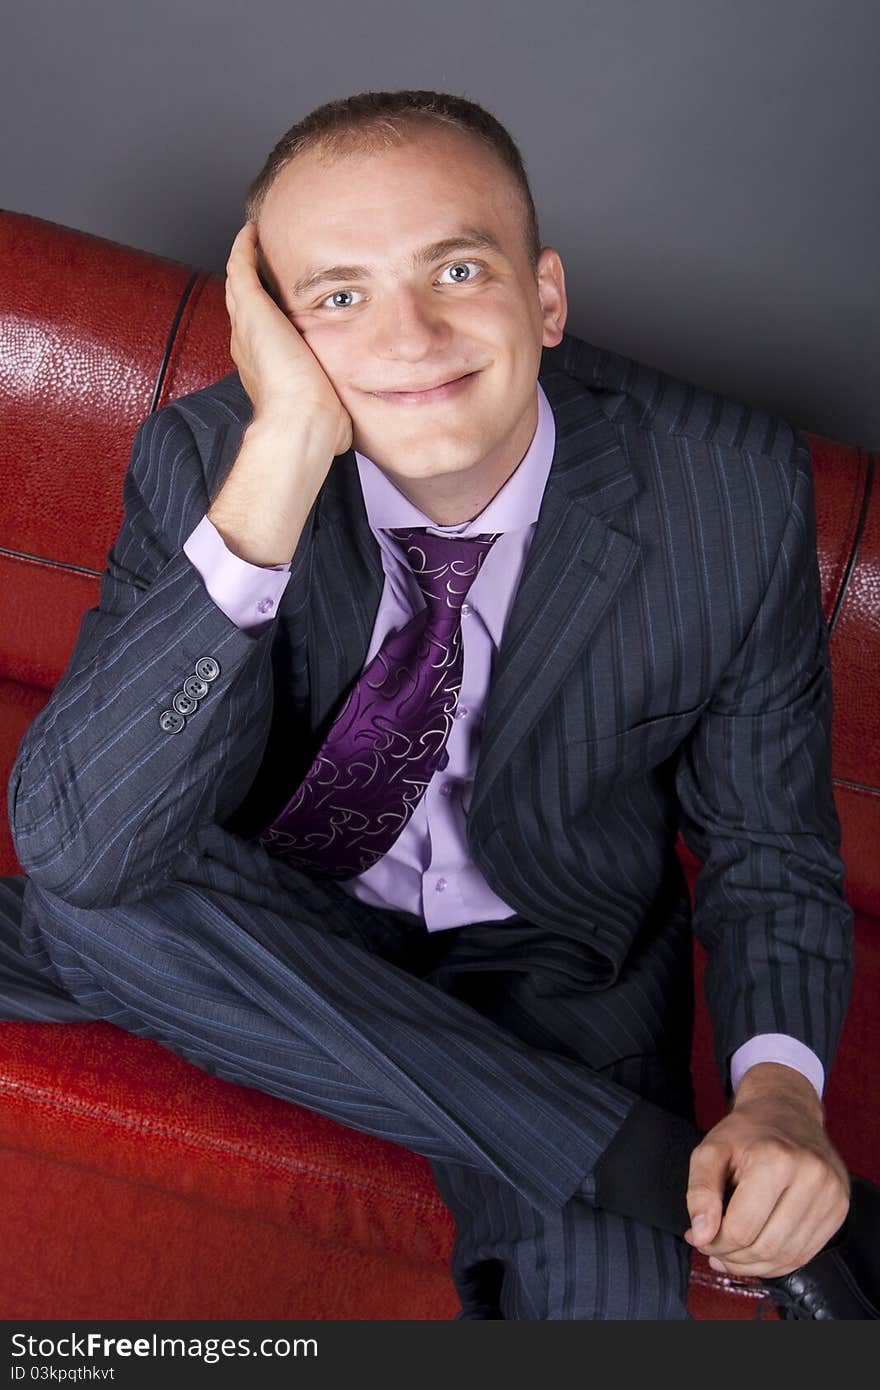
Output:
top-left (225, 221), bottom-right (353, 455)
top-left (209, 223), bottom-right (354, 567)
top-left (683, 1062), bottom-right (850, 1278)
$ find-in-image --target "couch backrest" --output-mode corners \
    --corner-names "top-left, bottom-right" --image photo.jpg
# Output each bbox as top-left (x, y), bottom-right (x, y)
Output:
top-left (1, 208), bottom-right (877, 914)
top-left (0, 210), bottom-right (232, 691)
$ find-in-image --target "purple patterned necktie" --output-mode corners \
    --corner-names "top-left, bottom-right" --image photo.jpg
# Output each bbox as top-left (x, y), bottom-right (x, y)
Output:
top-left (256, 525), bottom-right (501, 878)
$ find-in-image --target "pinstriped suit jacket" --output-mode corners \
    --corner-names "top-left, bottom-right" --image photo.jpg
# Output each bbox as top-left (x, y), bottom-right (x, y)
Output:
top-left (7, 329), bottom-right (854, 1092)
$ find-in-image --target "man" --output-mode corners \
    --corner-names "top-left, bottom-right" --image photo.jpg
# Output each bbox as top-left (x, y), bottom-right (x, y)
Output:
top-left (2, 88), bottom-right (874, 1319)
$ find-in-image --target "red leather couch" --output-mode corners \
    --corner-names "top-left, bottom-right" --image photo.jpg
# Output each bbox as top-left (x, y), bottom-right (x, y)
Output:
top-left (1, 208), bottom-right (877, 1320)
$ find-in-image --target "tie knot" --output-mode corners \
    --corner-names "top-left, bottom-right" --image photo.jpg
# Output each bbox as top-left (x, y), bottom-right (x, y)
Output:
top-left (387, 526), bottom-right (501, 621)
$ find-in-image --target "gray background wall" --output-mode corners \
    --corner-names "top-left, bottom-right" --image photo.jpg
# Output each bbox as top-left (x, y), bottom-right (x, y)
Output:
top-left (3, 0), bottom-right (876, 447)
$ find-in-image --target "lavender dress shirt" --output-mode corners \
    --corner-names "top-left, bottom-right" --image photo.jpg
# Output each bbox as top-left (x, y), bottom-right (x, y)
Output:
top-left (182, 383), bottom-right (824, 1100)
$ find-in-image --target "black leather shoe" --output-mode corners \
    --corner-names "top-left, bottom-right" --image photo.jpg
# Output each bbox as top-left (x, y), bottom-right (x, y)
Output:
top-left (758, 1174), bottom-right (880, 1319)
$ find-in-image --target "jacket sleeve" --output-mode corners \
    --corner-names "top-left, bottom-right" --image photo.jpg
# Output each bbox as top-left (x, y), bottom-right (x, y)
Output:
top-left (7, 402), bottom-right (280, 909)
top-left (674, 433), bottom-right (854, 1094)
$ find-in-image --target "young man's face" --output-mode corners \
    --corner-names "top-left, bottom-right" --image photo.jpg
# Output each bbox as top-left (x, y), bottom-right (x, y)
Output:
top-left (257, 124), bottom-right (567, 519)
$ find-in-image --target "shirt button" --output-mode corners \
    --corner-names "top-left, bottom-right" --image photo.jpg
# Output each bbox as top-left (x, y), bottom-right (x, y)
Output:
top-left (460, 603), bottom-right (471, 617)
top-left (435, 877), bottom-right (447, 892)
top-left (440, 781), bottom-right (453, 797)
top-left (256, 597), bottom-right (274, 615)
top-left (455, 706), bottom-right (469, 720)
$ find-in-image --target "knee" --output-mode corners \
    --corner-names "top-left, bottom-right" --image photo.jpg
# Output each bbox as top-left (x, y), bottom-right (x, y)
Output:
top-left (19, 877), bottom-right (114, 966)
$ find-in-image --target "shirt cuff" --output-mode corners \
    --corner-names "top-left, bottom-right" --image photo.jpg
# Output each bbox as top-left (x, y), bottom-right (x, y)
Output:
top-left (730, 1034), bottom-right (825, 1100)
top-left (183, 514), bottom-right (292, 630)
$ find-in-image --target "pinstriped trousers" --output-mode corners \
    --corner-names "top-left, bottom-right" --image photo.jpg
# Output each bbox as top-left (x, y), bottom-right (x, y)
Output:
top-left (0, 824), bottom-right (694, 1319)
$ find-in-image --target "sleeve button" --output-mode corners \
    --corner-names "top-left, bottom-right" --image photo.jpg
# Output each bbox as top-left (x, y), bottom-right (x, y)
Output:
top-left (183, 675), bottom-right (209, 699)
top-left (195, 656), bottom-right (220, 682)
top-left (159, 709), bottom-right (185, 734)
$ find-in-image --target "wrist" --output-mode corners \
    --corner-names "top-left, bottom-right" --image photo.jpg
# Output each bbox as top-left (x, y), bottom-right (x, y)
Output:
top-left (248, 404), bottom-right (338, 445)
top-left (733, 1061), bottom-right (825, 1123)
top-left (207, 412), bottom-right (336, 567)
top-left (246, 405), bottom-right (335, 450)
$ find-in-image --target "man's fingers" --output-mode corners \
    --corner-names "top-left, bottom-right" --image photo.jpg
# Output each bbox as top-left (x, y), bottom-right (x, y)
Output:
top-left (226, 223), bottom-right (261, 290)
top-left (701, 1160), bottom-right (849, 1277)
top-left (684, 1139), bottom-right (729, 1246)
top-left (684, 1200), bottom-right (721, 1246)
top-left (701, 1165), bottom-right (789, 1266)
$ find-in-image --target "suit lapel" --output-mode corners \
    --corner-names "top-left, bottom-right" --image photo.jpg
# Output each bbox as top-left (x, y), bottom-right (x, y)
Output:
top-left (469, 366), bottom-right (641, 822)
top-left (299, 356), bottom-right (642, 812)
top-left (305, 455), bottom-right (384, 735)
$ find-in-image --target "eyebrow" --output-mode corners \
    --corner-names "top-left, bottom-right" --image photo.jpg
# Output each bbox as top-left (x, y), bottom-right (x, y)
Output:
top-left (288, 228), bottom-right (504, 301)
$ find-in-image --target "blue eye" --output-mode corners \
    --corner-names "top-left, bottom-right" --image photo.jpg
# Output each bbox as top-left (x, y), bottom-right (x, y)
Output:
top-left (322, 288), bottom-right (363, 310)
top-left (439, 261), bottom-right (481, 284)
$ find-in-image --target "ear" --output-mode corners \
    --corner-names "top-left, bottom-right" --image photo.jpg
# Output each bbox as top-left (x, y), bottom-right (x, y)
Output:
top-left (536, 247), bottom-right (568, 348)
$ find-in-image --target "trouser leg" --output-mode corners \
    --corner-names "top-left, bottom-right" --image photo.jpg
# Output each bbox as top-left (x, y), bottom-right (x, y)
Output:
top-left (432, 1159), bottom-right (692, 1320)
top-left (422, 915), bottom-right (696, 1319)
top-left (7, 824), bottom-right (642, 1218)
top-left (0, 875), bottom-right (91, 1021)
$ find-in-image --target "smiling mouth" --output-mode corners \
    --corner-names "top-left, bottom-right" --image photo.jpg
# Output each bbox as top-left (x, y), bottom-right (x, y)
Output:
top-left (369, 371), bottom-right (480, 403)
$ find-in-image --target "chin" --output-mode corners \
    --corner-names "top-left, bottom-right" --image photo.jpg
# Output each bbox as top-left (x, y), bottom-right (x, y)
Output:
top-left (396, 447), bottom-right (483, 477)
top-left (356, 434), bottom-right (483, 478)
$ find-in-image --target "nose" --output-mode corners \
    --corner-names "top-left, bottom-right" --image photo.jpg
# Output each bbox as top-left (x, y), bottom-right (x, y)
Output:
top-left (369, 285), bottom-right (452, 362)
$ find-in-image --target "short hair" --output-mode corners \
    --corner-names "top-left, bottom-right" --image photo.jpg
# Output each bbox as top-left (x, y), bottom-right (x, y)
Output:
top-left (244, 89), bottom-right (542, 276)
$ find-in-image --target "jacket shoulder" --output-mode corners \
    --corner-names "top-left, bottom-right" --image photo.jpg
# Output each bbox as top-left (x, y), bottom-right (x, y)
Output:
top-left (542, 331), bottom-right (804, 467)
top-left (157, 371), bottom-right (253, 440)
top-left (126, 373), bottom-right (253, 510)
